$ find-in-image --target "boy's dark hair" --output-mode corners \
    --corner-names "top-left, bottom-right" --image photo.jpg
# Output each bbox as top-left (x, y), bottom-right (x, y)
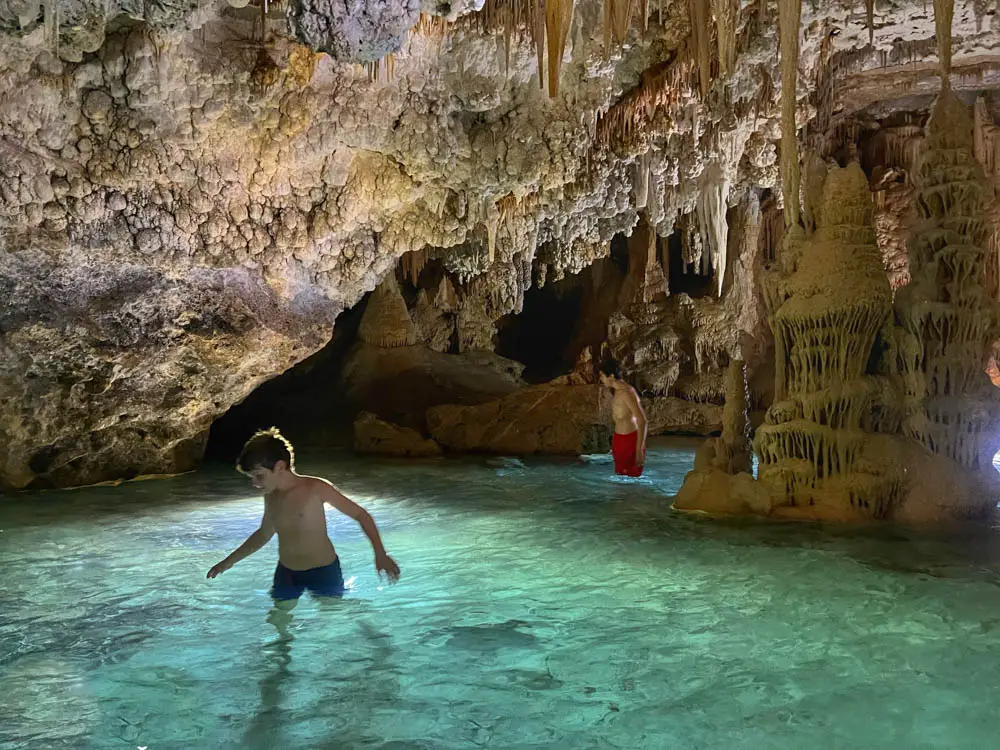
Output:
top-left (599, 358), bottom-right (621, 379)
top-left (237, 428), bottom-right (295, 472)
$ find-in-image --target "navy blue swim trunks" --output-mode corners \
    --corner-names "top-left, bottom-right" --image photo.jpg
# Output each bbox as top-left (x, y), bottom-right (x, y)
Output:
top-left (271, 558), bottom-right (345, 600)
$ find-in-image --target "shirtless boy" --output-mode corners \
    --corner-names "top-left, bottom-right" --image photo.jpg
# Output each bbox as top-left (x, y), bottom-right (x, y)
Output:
top-left (207, 428), bottom-right (400, 600)
top-left (600, 362), bottom-right (648, 477)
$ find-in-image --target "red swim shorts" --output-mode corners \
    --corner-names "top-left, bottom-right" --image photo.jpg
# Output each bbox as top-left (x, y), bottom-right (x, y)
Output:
top-left (612, 431), bottom-right (644, 477)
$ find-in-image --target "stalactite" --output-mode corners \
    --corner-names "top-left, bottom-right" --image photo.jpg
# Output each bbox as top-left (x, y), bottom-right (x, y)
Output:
top-left (712, 0), bottom-right (739, 79)
top-left (594, 46), bottom-right (699, 150)
top-left (696, 166), bottom-right (730, 297)
top-left (933, 0), bottom-right (954, 79)
top-left (973, 0), bottom-right (989, 31)
top-left (43, 0), bottom-right (58, 53)
top-left (535, 0), bottom-right (546, 90)
top-left (400, 249), bottom-right (428, 287)
top-left (452, 1), bottom-right (563, 93)
top-left (546, 0), bottom-right (575, 97)
top-left (483, 199), bottom-right (501, 264)
top-left (681, 213), bottom-right (705, 269)
top-left (362, 53), bottom-right (396, 83)
top-left (690, 0), bottom-right (712, 98)
top-left (778, 0), bottom-right (802, 229)
top-left (634, 151), bottom-right (652, 209)
top-left (865, 0), bottom-right (874, 43)
top-left (604, 0), bottom-right (635, 49)
top-left (413, 12), bottom-right (449, 37)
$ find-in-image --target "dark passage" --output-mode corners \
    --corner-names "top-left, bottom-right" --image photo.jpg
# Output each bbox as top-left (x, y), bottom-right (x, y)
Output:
top-left (666, 229), bottom-right (714, 298)
top-left (204, 295), bottom-right (369, 461)
top-left (496, 278), bottom-right (584, 383)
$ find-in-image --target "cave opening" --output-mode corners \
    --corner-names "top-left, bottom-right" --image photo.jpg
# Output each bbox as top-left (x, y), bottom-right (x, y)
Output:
top-left (496, 235), bottom-right (631, 383)
top-left (203, 292), bottom-right (370, 463)
top-left (496, 275), bottom-right (585, 383)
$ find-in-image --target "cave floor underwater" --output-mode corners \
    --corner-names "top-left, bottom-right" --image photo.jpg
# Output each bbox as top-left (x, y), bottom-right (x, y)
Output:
top-left (3, 438), bottom-right (1000, 748)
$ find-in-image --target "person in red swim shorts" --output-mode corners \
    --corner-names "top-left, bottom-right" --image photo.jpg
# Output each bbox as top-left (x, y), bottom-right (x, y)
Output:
top-left (600, 362), bottom-right (648, 477)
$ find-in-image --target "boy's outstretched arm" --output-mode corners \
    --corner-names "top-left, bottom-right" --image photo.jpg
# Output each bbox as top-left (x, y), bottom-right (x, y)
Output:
top-left (207, 507), bottom-right (275, 579)
top-left (324, 486), bottom-right (401, 583)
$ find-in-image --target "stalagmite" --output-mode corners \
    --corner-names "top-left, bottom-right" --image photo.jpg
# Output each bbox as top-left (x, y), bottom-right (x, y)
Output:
top-left (801, 151), bottom-right (828, 236)
top-left (671, 358), bottom-right (770, 515)
top-left (720, 359), bottom-right (753, 474)
top-left (893, 88), bottom-right (1000, 471)
top-left (755, 164), bottom-right (897, 517)
top-left (778, 0), bottom-right (802, 229)
top-left (358, 274), bottom-right (419, 348)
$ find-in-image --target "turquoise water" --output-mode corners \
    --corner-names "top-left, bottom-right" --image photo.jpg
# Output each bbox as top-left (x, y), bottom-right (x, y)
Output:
top-left (3, 439), bottom-right (1000, 749)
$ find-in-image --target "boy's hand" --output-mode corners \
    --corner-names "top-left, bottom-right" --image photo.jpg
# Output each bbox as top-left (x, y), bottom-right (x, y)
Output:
top-left (375, 553), bottom-right (400, 584)
top-left (206, 560), bottom-right (232, 579)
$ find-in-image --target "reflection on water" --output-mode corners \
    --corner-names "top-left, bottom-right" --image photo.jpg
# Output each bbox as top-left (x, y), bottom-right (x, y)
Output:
top-left (2, 438), bottom-right (1000, 748)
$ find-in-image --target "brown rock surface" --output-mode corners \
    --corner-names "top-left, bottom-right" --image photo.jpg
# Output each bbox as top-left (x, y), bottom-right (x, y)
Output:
top-left (427, 384), bottom-right (611, 455)
top-left (643, 397), bottom-right (722, 436)
top-left (0, 257), bottom-right (332, 490)
top-left (340, 343), bottom-right (522, 431)
top-left (353, 411), bottom-right (442, 457)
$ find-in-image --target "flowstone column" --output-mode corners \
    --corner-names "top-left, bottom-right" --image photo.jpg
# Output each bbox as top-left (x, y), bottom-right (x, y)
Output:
top-left (753, 163), bottom-right (903, 519)
top-left (892, 87), bottom-right (1000, 482)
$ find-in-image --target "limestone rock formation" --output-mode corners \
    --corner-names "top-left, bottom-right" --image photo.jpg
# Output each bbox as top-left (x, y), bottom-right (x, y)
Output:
top-left (340, 344), bottom-right (522, 430)
top-left (642, 396), bottom-right (722, 436)
top-left (353, 410), bottom-right (442, 457)
top-left (672, 359), bottom-right (770, 515)
top-left (427, 384), bottom-right (610, 455)
top-left (893, 87), bottom-right (1000, 476)
top-left (3, 0), bottom-right (1000, 488)
top-left (288, 0), bottom-right (420, 62)
top-left (0, 256), bottom-right (333, 489)
top-left (754, 163), bottom-right (899, 520)
top-left (358, 274), bottom-right (418, 348)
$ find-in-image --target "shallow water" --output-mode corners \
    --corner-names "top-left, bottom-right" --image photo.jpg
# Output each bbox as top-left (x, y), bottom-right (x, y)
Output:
top-left (3, 439), bottom-right (1000, 749)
